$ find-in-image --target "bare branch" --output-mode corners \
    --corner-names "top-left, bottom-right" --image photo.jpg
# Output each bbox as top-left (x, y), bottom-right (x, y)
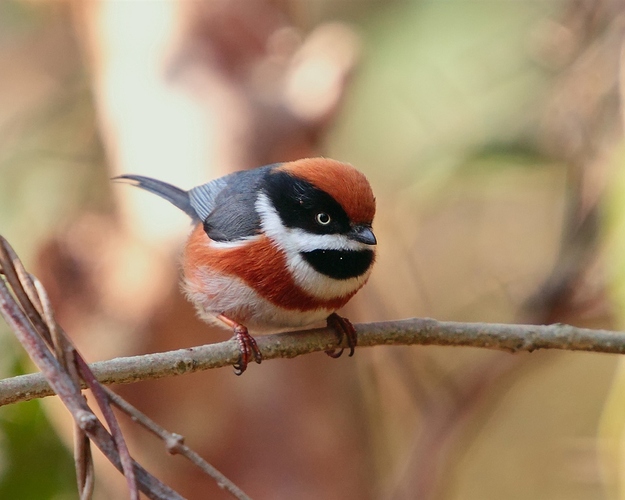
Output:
top-left (1, 233), bottom-right (623, 499)
top-left (0, 236), bottom-right (179, 499)
top-left (2, 317), bottom-right (624, 407)
top-left (105, 388), bottom-right (252, 500)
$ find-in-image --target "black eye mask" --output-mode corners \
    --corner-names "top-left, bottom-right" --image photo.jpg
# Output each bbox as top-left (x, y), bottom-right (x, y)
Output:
top-left (264, 171), bottom-right (352, 236)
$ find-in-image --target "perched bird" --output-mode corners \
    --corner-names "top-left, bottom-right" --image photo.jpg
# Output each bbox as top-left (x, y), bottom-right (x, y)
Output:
top-left (115, 158), bottom-right (376, 373)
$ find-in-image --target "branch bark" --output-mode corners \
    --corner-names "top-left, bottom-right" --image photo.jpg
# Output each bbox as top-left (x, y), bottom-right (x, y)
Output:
top-left (2, 317), bottom-right (624, 407)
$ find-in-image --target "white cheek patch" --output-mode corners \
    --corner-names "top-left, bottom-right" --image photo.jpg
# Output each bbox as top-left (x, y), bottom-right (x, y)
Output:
top-left (255, 193), bottom-right (374, 299)
top-left (282, 229), bottom-right (372, 253)
top-left (255, 193), bottom-right (371, 253)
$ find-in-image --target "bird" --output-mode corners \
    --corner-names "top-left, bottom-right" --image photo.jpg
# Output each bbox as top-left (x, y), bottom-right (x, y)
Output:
top-left (115, 157), bottom-right (377, 374)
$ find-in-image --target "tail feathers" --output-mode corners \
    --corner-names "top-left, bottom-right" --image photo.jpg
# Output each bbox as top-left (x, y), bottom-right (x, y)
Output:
top-left (114, 174), bottom-right (197, 220)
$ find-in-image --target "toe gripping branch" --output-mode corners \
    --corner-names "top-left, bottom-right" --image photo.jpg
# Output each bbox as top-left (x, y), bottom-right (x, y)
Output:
top-left (325, 313), bottom-right (357, 359)
top-left (233, 325), bottom-right (262, 375)
top-left (217, 312), bottom-right (355, 373)
top-left (217, 315), bottom-right (262, 375)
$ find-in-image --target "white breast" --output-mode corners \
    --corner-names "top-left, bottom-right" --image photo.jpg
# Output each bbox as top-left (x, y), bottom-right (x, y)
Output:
top-left (183, 269), bottom-right (334, 332)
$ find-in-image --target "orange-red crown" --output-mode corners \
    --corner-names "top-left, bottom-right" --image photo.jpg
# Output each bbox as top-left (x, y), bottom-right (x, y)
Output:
top-left (277, 158), bottom-right (376, 224)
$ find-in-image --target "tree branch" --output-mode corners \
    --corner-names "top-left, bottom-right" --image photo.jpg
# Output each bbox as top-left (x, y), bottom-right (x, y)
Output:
top-left (2, 317), bottom-right (624, 407)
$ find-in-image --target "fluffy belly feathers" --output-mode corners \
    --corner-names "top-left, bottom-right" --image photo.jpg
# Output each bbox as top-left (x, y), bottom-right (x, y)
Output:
top-left (182, 226), bottom-right (366, 331)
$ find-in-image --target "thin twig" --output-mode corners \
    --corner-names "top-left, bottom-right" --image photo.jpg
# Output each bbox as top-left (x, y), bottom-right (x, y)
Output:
top-left (74, 354), bottom-right (139, 500)
top-left (3, 234), bottom-right (625, 499)
top-left (0, 235), bottom-right (261, 499)
top-left (2, 318), bottom-right (625, 407)
top-left (37, 280), bottom-right (97, 499)
top-left (0, 236), bottom-right (180, 499)
top-left (0, 262), bottom-right (182, 498)
top-left (1, 237), bottom-right (140, 499)
top-left (34, 277), bottom-right (97, 499)
top-left (105, 388), bottom-right (252, 500)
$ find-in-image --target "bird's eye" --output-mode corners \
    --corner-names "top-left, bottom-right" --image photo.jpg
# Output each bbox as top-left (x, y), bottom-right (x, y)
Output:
top-left (316, 212), bottom-right (331, 225)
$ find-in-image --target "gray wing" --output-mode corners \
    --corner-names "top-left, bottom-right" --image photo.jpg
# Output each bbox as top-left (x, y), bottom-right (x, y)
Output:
top-left (187, 177), bottom-right (228, 221)
top-left (190, 164), bottom-right (277, 242)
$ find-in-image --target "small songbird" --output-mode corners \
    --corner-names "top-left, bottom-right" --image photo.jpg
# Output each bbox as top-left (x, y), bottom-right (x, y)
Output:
top-left (115, 158), bottom-right (376, 373)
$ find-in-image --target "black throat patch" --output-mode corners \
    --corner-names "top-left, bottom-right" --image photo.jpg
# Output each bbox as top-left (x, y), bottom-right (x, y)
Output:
top-left (301, 249), bottom-right (374, 280)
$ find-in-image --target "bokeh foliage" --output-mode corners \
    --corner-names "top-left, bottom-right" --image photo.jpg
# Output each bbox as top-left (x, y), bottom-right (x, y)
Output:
top-left (2, 0), bottom-right (622, 498)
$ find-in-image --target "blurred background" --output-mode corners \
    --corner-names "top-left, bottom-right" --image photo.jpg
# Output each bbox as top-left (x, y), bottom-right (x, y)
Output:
top-left (2, 0), bottom-right (625, 498)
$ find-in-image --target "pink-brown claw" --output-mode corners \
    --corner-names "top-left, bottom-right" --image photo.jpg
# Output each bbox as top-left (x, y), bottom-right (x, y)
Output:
top-left (232, 326), bottom-right (262, 375)
top-left (217, 314), bottom-right (262, 375)
top-left (325, 313), bottom-right (357, 359)
top-left (325, 349), bottom-right (344, 359)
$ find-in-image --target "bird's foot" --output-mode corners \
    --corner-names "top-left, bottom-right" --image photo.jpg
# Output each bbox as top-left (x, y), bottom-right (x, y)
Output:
top-left (325, 313), bottom-right (357, 359)
top-left (217, 314), bottom-right (262, 375)
top-left (232, 325), bottom-right (262, 375)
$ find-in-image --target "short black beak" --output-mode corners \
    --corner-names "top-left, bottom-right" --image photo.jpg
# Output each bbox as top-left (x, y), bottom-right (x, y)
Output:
top-left (350, 224), bottom-right (377, 245)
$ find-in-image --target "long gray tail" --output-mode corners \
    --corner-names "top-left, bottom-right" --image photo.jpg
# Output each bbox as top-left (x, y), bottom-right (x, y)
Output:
top-left (114, 175), bottom-right (197, 219)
